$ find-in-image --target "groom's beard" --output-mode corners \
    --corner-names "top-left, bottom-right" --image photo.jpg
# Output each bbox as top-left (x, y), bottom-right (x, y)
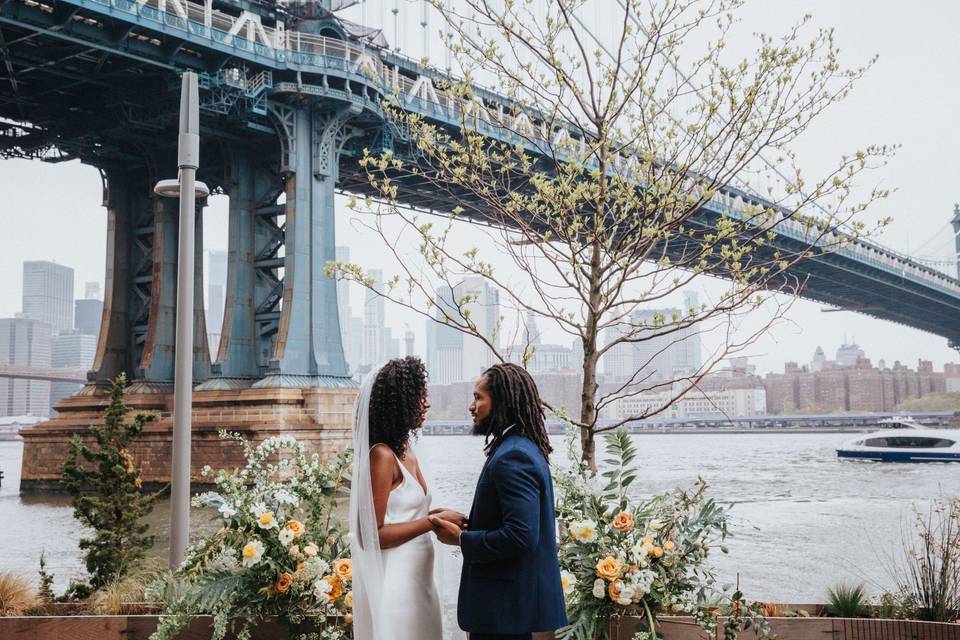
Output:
top-left (472, 414), bottom-right (493, 437)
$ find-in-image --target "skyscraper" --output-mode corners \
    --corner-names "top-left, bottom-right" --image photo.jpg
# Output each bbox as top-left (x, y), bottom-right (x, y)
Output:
top-left (50, 332), bottom-right (97, 410)
top-left (207, 249), bottom-right (228, 357)
top-left (603, 292), bottom-right (703, 383)
top-left (335, 246), bottom-right (352, 370)
top-left (427, 277), bottom-right (500, 384)
top-left (0, 318), bottom-right (52, 416)
top-left (362, 270), bottom-right (386, 368)
top-left (22, 261), bottom-right (74, 334)
top-left (74, 298), bottom-right (103, 336)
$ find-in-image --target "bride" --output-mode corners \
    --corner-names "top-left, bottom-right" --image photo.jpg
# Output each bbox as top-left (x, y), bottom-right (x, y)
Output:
top-left (349, 356), bottom-right (467, 640)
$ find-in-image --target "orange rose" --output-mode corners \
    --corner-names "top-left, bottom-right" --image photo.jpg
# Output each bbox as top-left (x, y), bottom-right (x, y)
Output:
top-left (608, 581), bottom-right (623, 601)
top-left (612, 511), bottom-right (635, 533)
top-left (323, 575), bottom-right (344, 600)
top-left (333, 558), bottom-right (353, 581)
top-left (285, 520), bottom-right (306, 538)
top-left (345, 591), bottom-right (353, 608)
top-left (651, 546), bottom-right (663, 559)
top-left (275, 572), bottom-right (294, 594)
top-left (595, 556), bottom-right (623, 582)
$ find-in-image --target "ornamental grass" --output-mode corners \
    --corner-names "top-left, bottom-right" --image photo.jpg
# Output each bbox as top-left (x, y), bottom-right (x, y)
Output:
top-left (0, 572), bottom-right (41, 616)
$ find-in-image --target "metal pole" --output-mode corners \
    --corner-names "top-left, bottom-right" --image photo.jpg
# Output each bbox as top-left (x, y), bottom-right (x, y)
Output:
top-left (169, 71), bottom-right (200, 569)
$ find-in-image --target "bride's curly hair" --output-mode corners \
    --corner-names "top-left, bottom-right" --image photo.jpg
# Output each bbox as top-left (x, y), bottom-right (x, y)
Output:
top-left (368, 356), bottom-right (429, 458)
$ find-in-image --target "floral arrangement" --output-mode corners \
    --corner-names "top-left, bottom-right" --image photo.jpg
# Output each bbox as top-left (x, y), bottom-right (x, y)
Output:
top-left (554, 429), bottom-right (766, 640)
top-left (148, 432), bottom-right (354, 640)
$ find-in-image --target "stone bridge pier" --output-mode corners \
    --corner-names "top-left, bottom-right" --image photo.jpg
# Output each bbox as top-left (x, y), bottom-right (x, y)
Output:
top-left (20, 101), bottom-right (360, 492)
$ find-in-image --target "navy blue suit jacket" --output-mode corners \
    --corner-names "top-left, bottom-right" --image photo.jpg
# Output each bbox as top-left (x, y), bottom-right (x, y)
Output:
top-left (458, 431), bottom-right (568, 634)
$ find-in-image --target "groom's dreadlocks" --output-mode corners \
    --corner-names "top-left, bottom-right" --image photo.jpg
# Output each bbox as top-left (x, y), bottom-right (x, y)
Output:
top-left (480, 363), bottom-right (552, 460)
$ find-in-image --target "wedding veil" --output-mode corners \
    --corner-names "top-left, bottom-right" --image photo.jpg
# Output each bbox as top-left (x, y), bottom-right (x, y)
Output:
top-left (349, 363), bottom-right (387, 640)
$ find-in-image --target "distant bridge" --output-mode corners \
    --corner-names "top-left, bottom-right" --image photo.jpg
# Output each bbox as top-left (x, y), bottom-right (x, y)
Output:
top-left (0, 0), bottom-right (958, 397)
top-left (0, 366), bottom-right (87, 384)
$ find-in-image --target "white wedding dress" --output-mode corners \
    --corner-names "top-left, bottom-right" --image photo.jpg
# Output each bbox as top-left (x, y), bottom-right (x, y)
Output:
top-left (350, 363), bottom-right (447, 640)
top-left (378, 454), bottom-right (444, 640)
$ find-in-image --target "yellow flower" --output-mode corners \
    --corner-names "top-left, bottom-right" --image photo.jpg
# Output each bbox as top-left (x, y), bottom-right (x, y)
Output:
top-left (612, 511), bottom-right (635, 533)
top-left (663, 540), bottom-right (675, 552)
top-left (641, 535), bottom-right (654, 547)
top-left (333, 558), bottom-right (352, 581)
top-left (258, 511), bottom-right (275, 529)
top-left (651, 546), bottom-right (663, 559)
top-left (560, 570), bottom-right (577, 595)
top-left (595, 556), bottom-right (623, 582)
top-left (241, 540), bottom-right (265, 567)
top-left (285, 520), bottom-right (306, 538)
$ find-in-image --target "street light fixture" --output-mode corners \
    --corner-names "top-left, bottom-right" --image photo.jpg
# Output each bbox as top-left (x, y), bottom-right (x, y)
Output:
top-left (153, 70), bottom-right (207, 569)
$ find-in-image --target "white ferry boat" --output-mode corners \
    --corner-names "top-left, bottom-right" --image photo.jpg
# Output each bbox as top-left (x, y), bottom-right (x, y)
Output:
top-left (837, 418), bottom-right (960, 462)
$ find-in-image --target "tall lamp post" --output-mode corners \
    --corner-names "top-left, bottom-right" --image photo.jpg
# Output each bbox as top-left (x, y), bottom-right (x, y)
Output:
top-left (154, 70), bottom-right (209, 568)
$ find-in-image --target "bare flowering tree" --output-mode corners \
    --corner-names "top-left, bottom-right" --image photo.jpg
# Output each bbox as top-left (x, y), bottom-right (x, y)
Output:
top-left (328, 0), bottom-right (893, 469)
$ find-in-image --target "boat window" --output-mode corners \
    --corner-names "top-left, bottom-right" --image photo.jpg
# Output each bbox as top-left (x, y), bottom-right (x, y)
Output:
top-left (864, 437), bottom-right (955, 448)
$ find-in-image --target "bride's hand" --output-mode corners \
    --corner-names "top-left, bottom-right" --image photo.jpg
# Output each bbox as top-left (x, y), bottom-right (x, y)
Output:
top-left (428, 508), bottom-right (468, 529)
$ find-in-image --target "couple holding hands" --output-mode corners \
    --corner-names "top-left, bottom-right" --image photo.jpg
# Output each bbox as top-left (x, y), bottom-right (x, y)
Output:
top-left (349, 357), bottom-right (567, 640)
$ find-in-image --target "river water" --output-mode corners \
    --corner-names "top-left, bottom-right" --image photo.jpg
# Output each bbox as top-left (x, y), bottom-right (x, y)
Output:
top-left (1, 432), bottom-right (958, 604)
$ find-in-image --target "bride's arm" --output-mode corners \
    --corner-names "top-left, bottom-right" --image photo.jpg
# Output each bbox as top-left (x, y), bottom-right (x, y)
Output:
top-left (370, 445), bottom-right (435, 549)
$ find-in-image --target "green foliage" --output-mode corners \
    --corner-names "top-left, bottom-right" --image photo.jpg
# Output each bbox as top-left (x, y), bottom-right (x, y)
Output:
top-left (37, 551), bottom-right (55, 603)
top-left (61, 373), bottom-right (163, 598)
top-left (825, 582), bottom-right (868, 618)
top-left (889, 498), bottom-right (960, 622)
top-left (874, 590), bottom-right (917, 620)
top-left (148, 433), bottom-right (353, 640)
top-left (554, 426), bottom-right (754, 640)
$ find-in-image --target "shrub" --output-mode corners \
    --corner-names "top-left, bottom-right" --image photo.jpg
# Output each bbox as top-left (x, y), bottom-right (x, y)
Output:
top-left (61, 373), bottom-right (164, 599)
top-left (825, 582), bottom-right (868, 618)
top-left (891, 498), bottom-right (960, 622)
top-left (0, 572), bottom-right (41, 616)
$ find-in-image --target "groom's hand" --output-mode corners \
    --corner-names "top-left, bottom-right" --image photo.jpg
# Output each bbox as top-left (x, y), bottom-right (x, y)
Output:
top-left (429, 515), bottom-right (462, 546)
top-left (428, 508), bottom-right (468, 530)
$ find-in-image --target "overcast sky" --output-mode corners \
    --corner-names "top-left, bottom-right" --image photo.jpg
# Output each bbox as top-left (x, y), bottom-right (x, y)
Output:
top-left (1, 1), bottom-right (958, 374)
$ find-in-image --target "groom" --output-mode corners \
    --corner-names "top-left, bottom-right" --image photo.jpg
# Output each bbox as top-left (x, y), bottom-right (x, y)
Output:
top-left (431, 363), bottom-right (567, 640)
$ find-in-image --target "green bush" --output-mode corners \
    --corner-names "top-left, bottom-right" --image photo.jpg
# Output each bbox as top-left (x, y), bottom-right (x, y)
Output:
top-left (61, 374), bottom-right (164, 599)
top-left (825, 582), bottom-right (868, 618)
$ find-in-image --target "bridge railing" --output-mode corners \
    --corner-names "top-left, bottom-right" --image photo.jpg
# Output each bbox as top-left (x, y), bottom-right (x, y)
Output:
top-left (53, 0), bottom-right (960, 297)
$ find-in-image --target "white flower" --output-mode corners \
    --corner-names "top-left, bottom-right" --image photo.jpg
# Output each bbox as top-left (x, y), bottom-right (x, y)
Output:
top-left (592, 578), bottom-right (606, 599)
top-left (569, 519), bottom-right (598, 543)
top-left (313, 578), bottom-right (333, 602)
top-left (305, 557), bottom-right (330, 578)
top-left (616, 583), bottom-right (636, 605)
top-left (303, 543), bottom-right (319, 557)
top-left (279, 527), bottom-right (295, 546)
top-left (206, 546), bottom-right (240, 573)
top-left (218, 503), bottom-right (237, 519)
top-left (649, 519), bottom-right (664, 532)
top-left (560, 570), bottom-right (577, 595)
top-left (274, 489), bottom-right (299, 506)
top-left (252, 504), bottom-right (277, 530)
top-left (241, 540), bottom-right (265, 567)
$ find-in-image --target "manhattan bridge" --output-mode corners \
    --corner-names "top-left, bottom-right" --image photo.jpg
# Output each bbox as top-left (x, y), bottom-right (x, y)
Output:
top-left (1, 0), bottom-right (959, 487)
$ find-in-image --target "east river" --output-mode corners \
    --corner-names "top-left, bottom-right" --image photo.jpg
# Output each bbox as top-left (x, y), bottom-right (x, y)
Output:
top-left (1, 431), bottom-right (958, 606)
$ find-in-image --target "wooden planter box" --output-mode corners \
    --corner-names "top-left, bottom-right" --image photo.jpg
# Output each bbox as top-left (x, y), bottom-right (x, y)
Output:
top-left (0, 615), bottom-right (323, 640)
top-left (610, 614), bottom-right (960, 640)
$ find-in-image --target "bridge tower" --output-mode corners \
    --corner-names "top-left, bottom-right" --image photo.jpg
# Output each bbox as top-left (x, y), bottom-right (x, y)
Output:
top-left (15, 9), bottom-right (377, 492)
top-left (953, 204), bottom-right (960, 280)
